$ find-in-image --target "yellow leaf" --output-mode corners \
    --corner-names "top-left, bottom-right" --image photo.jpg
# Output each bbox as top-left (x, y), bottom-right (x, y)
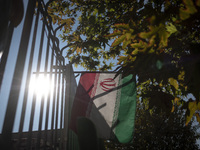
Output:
top-left (186, 101), bottom-right (198, 125)
top-left (180, 0), bottom-right (198, 20)
top-left (178, 71), bottom-right (185, 81)
top-left (158, 25), bottom-right (170, 48)
top-left (114, 23), bottom-right (129, 30)
top-left (198, 102), bottom-right (200, 110)
top-left (159, 82), bottom-right (163, 87)
top-left (77, 47), bottom-right (82, 54)
top-left (168, 78), bottom-right (179, 90)
top-left (171, 105), bottom-right (175, 112)
top-left (174, 97), bottom-right (180, 104)
top-left (149, 109), bottom-right (153, 115)
top-left (148, 35), bottom-right (156, 47)
top-left (196, 113), bottom-right (200, 123)
top-left (131, 49), bottom-right (138, 55)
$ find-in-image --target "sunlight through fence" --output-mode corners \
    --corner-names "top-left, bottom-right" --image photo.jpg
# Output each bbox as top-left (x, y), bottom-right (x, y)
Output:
top-left (0, 0), bottom-right (77, 149)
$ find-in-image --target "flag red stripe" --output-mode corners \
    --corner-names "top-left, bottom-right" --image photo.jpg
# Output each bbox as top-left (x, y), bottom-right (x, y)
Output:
top-left (69, 73), bottom-right (97, 133)
top-left (101, 83), bottom-right (116, 86)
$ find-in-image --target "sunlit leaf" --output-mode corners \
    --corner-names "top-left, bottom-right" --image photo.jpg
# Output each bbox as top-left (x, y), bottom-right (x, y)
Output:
top-left (117, 56), bottom-right (127, 64)
top-left (111, 34), bottom-right (126, 47)
top-left (131, 49), bottom-right (138, 55)
top-left (122, 40), bottom-right (131, 49)
top-left (186, 101), bottom-right (197, 125)
top-left (148, 35), bottom-right (156, 47)
top-left (125, 33), bottom-right (132, 41)
top-left (93, 8), bottom-right (98, 15)
top-left (178, 71), bottom-right (185, 81)
top-left (158, 26), bottom-right (170, 47)
top-left (77, 47), bottom-right (82, 54)
top-left (114, 23), bottom-right (129, 30)
top-left (166, 23), bottom-right (177, 35)
top-left (139, 26), bottom-right (159, 39)
top-left (105, 30), bottom-right (121, 37)
top-left (168, 78), bottom-right (179, 90)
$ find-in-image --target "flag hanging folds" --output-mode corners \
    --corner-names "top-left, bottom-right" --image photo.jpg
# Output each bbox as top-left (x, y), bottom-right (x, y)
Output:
top-left (69, 73), bottom-right (136, 143)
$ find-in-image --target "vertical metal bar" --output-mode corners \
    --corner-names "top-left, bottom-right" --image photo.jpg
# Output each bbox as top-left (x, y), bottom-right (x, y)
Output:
top-left (55, 64), bottom-right (61, 147)
top-left (45, 40), bottom-right (55, 150)
top-left (37, 20), bottom-right (51, 150)
top-left (0, 0), bottom-right (12, 75)
top-left (17, 6), bottom-right (40, 149)
top-left (50, 55), bottom-right (58, 148)
top-left (0, 0), bottom-right (11, 44)
top-left (36, 20), bottom-right (46, 149)
top-left (0, 0), bottom-right (36, 149)
top-left (47, 43), bottom-right (55, 149)
top-left (27, 20), bottom-right (45, 150)
top-left (59, 63), bottom-right (65, 150)
top-left (64, 64), bottom-right (72, 150)
top-left (44, 34), bottom-right (51, 150)
top-left (0, 24), bottom-right (14, 89)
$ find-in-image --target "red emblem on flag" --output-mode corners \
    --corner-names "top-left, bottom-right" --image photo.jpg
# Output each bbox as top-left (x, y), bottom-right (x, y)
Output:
top-left (100, 78), bottom-right (116, 91)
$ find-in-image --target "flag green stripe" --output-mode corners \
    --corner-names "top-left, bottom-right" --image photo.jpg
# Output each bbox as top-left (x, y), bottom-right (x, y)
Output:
top-left (115, 75), bottom-right (136, 143)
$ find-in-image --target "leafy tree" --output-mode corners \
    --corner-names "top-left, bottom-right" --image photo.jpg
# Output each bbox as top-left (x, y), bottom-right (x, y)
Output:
top-left (104, 101), bottom-right (200, 150)
top-left (132, 101), bottom-right (199, 149)
top-left (45, 0), bottom-right (200, 125)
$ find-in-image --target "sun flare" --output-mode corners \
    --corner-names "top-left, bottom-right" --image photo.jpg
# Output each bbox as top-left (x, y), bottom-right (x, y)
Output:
top-left (29, 75), bottom-right (54, 97)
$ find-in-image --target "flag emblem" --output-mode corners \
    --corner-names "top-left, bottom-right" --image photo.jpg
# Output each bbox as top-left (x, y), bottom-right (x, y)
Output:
top-left (69, 73), bottom-right (136, 143)
top-left (100, 78), bottom-right (116, 91)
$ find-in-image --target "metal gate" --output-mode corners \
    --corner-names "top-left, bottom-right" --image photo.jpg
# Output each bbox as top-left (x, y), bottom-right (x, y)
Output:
top-left (0, 0), bottom-right (78, 149)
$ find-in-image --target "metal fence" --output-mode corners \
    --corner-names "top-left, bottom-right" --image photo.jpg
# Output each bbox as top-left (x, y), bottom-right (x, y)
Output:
top-left (0, 0), bottom-right (77, 149)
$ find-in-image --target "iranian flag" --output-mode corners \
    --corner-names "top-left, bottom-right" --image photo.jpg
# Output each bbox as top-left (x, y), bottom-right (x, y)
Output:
top-left (69, 73), bottom-right (136, 143)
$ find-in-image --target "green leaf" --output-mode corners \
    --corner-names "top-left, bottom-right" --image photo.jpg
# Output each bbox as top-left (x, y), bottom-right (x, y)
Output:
top-left (130, 40), bottom-right (147, 51)
top-left (111, 34), bottom-right (126, 47)
top-left (139, 26), bottom-right (159, 39)
top-left (93, 8), bottom-right (98, 15)
top-left (110, 8), bottom-right (115, 12)
top-left (105, 30), bottom-right (121, 37)
top-left (122, 40), bottom-right (131, 49)
top-left (131, 49), bottom-right (138, 55)
top-left (166, 23), bottom-right (177, 35)
top-left (125, 33), bottom-right (132, 41)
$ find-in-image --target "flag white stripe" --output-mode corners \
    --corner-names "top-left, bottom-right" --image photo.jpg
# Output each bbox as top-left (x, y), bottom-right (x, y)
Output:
top-left (88, 73), bottom-right (121, 138)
